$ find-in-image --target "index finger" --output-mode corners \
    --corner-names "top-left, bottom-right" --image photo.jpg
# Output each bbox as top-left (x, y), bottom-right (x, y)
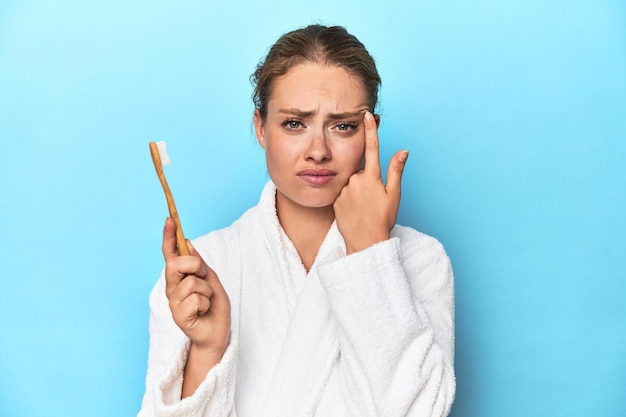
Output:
top-left (162, 217), bottom-right (179, 261)
top-left (363, 111), bottom-right (381, 177)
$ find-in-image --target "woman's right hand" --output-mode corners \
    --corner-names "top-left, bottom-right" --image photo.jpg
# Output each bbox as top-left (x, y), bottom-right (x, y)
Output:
top-left (162, 217), bottom-right (231, 359)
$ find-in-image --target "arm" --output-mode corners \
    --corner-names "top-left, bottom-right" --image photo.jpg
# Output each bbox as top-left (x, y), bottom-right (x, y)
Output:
top-left (137, 219), bottom-right (237, 417)
top-left (137, 277), bottom-right (239, 417)
top-left (329, 111), bottom-right (455, 415)
top-left (318, 230), bottom-right (455, 416)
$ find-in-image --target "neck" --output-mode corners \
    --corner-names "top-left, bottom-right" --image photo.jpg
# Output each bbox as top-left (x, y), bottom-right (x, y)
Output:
top-left (276, 192), bottom-right (335, 271)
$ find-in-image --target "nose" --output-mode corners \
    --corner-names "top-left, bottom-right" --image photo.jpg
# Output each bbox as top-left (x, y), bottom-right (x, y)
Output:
top-left (304, 130), bottom-right (331, 163)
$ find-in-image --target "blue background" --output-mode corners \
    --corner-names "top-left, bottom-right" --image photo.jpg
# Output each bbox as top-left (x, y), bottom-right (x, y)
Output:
top-left (1, 1), bottom-right (625, 416)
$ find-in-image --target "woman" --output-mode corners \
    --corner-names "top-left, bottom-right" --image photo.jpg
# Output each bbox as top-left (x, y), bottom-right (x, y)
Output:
top-left (138, 24), bottom-right (455, 417)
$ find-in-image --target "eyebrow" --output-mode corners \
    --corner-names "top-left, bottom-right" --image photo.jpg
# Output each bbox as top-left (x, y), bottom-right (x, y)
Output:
top-left (277, 108), bottom-right (367, 120)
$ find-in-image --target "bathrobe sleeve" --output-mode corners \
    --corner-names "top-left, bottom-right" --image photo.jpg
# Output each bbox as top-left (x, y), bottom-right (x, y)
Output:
top-left (137, 275), bottom-right (238, 417)
top-left (317, 226), bottom-right (455, 417)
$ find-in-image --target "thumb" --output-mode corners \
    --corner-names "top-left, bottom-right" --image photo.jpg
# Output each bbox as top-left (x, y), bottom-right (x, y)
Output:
top-left (386, 150), bottom-right (409, 197)
top-left (187, 240), bottom-right (201, 259)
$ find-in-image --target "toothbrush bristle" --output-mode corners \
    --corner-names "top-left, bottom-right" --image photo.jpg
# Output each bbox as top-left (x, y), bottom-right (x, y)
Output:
top-left (155, 141), bottom-right (171, 166)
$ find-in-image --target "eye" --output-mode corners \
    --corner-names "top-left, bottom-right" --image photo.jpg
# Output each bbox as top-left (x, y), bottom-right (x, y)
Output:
top-left (335, 122), bottom-right (359, 132)
top-left (282, 119), bottom-right (304, 130)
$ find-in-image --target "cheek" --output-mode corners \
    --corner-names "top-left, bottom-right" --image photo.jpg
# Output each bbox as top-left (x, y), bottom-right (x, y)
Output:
top-left (264, 137), bottom-right (302, 174)
top-left (337, 139), bottom-right (365, 170)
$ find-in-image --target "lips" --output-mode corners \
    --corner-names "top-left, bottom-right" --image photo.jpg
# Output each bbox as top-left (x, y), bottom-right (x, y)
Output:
top-left (297, 169), bottom-right (337, 186)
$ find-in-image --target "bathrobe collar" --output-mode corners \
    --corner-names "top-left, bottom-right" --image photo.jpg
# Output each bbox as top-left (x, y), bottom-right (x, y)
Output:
top-left (256, 181), bottom-right (344, 416)
top-left (258, 181), bottom-right (346, 308)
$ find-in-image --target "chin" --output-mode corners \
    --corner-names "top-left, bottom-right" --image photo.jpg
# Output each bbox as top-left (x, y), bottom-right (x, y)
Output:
top-left (302, 199), bottom-right (335, 209)
top-left (277, 185), bottom-right (340, 210)
top-left (295, 192), bottom-right (338, 209)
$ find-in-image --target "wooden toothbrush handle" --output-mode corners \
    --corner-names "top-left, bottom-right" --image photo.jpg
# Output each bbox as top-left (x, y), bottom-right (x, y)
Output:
top-left (165, 188), bottom-right (190, 256)
top-left (149, 142), bottom-right (190, 256)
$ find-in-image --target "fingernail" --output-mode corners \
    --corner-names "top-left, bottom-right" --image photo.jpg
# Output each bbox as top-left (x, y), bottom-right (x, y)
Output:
top-left (398, 150), bottom-right (409, 163)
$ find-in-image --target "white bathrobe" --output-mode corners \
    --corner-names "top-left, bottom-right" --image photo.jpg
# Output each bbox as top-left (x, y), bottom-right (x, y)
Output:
top-left (138, 181), bottom-right (455, 417)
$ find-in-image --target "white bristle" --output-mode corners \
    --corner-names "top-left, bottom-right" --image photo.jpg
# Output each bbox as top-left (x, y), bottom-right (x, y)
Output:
top-left (155, 141), bottom-right (171, 166)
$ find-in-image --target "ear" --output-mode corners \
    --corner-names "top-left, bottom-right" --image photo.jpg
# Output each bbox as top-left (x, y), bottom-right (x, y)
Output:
top-left (374, 113), bottom-right (381, 128)
top-left (253, 109), bottom-right (266, 149)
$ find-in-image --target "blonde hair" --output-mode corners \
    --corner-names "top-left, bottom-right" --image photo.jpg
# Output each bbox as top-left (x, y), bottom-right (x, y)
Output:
top-left (251, 25), bottom-right (381, 120)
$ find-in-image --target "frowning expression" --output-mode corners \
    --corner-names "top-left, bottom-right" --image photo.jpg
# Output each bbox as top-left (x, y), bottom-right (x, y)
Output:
top-left (254, 63), bottom-right (370, 211)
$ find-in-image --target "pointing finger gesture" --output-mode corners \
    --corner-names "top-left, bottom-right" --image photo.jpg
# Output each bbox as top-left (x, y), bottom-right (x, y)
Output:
top-left (334, 111), bottom-right (409, 254)
top-left (363, 111), bottom-right (382, 179)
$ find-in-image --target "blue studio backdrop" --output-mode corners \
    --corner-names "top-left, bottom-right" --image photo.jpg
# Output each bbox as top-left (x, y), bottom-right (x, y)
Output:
top-left (1, 1), bottom-right (624, 416)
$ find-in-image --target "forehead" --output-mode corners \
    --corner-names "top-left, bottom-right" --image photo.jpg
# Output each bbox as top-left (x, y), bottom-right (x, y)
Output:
top-left (267, 63), bottom-right (368, 112)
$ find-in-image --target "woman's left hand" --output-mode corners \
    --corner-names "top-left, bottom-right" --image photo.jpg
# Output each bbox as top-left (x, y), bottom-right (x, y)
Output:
top-left (333, 111), bottom-right (409, 254)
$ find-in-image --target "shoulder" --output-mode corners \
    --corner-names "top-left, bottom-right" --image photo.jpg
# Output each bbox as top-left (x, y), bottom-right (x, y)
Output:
top-left (191, 181), bottom-right (274, 259)
top-left (391, 225), bottom-right (453, 285)
top-left (191, 204), bottom-right (260, 265)
top-left (391, 225), bottom-right (448, 259)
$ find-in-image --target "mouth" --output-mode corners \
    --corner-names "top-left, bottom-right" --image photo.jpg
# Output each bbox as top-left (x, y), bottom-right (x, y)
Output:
top-left (297, 169), bottom-right (337, 186)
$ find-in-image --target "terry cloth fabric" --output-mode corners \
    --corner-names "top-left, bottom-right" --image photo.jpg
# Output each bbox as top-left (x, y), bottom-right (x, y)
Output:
top-left (138, 181), bottom-right (455, 417)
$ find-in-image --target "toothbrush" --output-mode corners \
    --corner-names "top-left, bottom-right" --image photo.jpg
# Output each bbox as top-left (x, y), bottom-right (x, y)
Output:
top-left (149, 141), bottom-right (190, 256)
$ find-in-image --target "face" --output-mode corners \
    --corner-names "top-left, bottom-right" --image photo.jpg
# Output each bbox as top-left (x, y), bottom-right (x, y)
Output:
top-left (254, 63), bottom-right (370, 212)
